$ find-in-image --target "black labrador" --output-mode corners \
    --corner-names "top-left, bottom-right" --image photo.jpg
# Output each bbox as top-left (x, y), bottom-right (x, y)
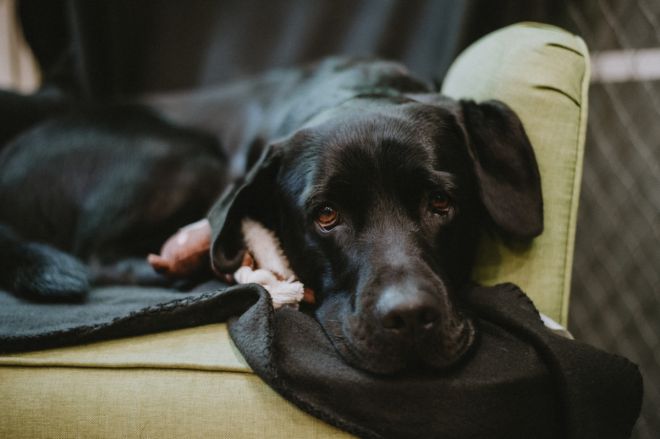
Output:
top-left (0, 57), bottom-right (542, 374)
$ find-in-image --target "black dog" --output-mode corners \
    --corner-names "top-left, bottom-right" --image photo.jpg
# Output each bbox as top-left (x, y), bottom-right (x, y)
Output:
top-left (0, 104), bottom-right (228, 299)
top-left (0, 57), bottom-right (542, 374)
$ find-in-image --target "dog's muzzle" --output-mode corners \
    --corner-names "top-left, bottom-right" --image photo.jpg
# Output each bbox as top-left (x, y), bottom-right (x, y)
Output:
top-left (316, 283), bottom-right (476, 375)
top-left (375, 285), bottom-right (474, 363)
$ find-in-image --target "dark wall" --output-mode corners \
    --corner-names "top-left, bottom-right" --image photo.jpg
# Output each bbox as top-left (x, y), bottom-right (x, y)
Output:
top-left (19, 0), bottom-right (565, 98)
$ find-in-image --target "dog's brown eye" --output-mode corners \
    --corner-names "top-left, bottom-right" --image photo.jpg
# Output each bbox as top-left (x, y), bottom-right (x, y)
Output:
top-left (316, 205), bottom-right (339, 231)
top-left (430, 193), bottom-right (451, 214)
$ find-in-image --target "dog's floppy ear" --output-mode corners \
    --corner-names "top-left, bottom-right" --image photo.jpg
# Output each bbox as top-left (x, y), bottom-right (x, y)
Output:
top-left (208, 144), bottom-right (282, 273)
top-left (458, 99), bottom-right (543, 239)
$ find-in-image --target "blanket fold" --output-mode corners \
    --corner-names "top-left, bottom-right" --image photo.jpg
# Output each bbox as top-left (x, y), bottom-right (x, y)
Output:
top-left (230, 283), bottom-right (642, 439)
top-left (0, 281), bottom-right (252, 353)
top-left (0, 283), bottom-right (642, 438)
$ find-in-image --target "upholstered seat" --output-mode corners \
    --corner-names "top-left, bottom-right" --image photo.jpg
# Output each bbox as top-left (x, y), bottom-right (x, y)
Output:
top-left (0, 23), bottom-right (589, 438)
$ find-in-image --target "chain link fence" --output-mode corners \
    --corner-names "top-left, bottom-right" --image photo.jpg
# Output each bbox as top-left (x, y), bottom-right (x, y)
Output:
top-left (566, 1), bottom-right (660, 437)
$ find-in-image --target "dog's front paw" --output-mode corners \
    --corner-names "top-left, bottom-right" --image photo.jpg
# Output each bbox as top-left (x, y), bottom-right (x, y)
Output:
top-left (12, 243), bottom-right (89, 302)
top-left (148, 218), bottom-right (211, 277)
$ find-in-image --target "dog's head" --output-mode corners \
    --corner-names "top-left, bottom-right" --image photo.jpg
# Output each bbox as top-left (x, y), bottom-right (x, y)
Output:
top-left (210, 95), bottom-right (542, 374)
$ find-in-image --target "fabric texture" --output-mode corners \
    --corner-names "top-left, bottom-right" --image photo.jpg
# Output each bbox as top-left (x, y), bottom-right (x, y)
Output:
top-left (0, 283), bottom-right (643, 439)
top-left (0, 360), bottom-right (348, 438)
top-left (0, 280), bottom-right (246, 354)
top-left (229, 283), bottom-right (641, 439)
top-left (442, 22), bottom-right (590, 325)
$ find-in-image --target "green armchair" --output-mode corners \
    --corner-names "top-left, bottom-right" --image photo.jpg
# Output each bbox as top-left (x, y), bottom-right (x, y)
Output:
top-left (0, 22), bottom-right (589, 438)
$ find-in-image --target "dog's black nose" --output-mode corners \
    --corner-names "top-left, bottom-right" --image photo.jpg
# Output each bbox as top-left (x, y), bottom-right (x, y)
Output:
top-left (376, 286), bottom-right (441, 334)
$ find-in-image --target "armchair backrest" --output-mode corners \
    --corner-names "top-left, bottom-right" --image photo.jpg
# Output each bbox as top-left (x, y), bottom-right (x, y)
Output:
top-left (442, 22), bottom-right (590, 325)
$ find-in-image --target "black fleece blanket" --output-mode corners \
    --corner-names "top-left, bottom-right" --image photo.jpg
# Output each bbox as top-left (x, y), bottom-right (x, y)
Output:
top-left (0, 283), bottom-right (642, 439)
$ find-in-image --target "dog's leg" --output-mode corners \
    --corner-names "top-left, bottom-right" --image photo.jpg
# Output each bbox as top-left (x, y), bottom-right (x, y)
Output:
top-left (0, 224), bottom-right (89, 302)
top-left (89, 258), bottom-right (190, 289)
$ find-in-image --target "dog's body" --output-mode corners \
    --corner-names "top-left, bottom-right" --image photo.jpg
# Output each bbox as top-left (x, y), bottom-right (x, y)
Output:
top-left (0, 57), bottom-right (542, 373)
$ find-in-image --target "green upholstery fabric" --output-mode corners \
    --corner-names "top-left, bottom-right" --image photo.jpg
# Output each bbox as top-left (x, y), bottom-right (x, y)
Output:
top-left (442, 22), bottom-right (589, 325)
top-left (0, 325), bottom-right (350, 438)
top-left (0, 23), bottom-right (589, 439)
